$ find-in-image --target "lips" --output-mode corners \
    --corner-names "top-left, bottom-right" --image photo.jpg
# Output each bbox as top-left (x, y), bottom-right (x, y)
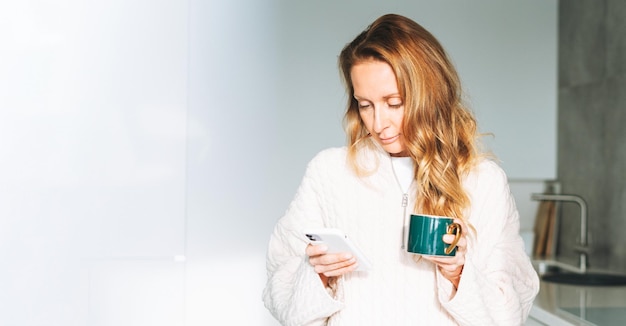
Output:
top-left (379, 134), bottom-right (399, 144)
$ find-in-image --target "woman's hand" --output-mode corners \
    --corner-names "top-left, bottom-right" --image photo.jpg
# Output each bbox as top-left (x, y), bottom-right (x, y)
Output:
top-left (421, 218), bottom-right (467, 289)
top-left (306, 244), bottom-right (358, 286)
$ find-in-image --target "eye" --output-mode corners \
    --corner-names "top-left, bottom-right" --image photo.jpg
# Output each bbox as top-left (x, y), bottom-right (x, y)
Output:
top-left (388, 99), bottom-right (403, 109)
top-left (358, 101), bottom-right (372, 110)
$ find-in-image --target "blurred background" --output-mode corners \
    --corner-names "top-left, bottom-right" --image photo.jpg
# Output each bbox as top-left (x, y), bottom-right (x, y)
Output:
top-left (0, 1), bottom-right (560, 325)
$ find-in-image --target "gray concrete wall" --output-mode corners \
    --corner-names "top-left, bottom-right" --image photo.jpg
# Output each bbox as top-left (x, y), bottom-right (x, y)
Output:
top-left (558, 0), bottom-right (626, 272)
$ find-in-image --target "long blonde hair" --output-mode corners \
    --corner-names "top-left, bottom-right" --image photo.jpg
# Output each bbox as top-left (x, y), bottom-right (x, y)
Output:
top-left (339, 14), bottom-right (482, 220)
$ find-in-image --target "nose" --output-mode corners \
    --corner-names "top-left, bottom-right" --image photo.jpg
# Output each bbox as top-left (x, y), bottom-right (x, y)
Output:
top-left (372, 106), bottom-right (388, 134)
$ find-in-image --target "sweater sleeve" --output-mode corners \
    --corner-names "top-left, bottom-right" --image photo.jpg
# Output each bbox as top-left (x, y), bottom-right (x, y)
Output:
top-left (262, 151), bottom-right (344, 326)
top-left (437, 162), bottom-right (540, 325)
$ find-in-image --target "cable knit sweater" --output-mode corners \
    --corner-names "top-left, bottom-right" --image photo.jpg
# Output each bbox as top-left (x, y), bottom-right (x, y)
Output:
top-left (263, 146), bottom-right (539, 325)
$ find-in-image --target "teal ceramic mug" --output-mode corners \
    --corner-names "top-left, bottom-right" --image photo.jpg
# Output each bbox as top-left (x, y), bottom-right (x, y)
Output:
top-left (407, 214), bottom-right (462, 256)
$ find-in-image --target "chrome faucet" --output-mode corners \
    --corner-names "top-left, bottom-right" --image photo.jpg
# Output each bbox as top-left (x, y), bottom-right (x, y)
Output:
top-left (531, 193), bottom-right (589, 273)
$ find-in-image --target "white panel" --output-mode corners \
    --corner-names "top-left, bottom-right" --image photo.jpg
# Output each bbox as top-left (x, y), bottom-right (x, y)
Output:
top-left (87, 259), bottom-right (185, 326)
top-left (0, 0), bottom-right (187, 324)
top-left (0, 257), bottom-right (89, 325)
top-left (185, 0), bottom-right (281, 257)
top-left (185, 254), bottom-right (279, 326)
top-left (185, 0), bottom-right (282, 323)
top-left (0, 0), bottom-right (187, 258)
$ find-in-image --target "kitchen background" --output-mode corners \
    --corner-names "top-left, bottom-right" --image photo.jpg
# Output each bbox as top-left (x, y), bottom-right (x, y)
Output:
top-left (0, 0), bottom-right (622, 325)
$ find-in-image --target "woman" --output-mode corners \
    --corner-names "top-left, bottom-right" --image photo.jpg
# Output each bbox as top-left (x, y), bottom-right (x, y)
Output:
top-left (263, 13), bottom-right (539, 325)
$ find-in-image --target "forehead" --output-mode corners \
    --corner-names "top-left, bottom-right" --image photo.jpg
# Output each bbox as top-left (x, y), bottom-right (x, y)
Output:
top-left (351, 60), bottom-right (399, 98)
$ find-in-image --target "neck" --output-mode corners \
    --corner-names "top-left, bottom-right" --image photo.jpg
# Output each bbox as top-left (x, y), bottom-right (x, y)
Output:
top-left (389, 151), bottom-right (409, 157)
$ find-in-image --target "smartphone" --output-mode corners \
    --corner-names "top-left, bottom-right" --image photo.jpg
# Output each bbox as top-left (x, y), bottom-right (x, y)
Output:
top-left (303, 228), bottom-right (373, 271)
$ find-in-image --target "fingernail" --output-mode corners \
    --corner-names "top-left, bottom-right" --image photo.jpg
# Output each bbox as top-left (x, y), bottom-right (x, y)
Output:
top-left (344, 253), bottom-right (353, 259)
top-left (318, 245), bottom-right (328, 252)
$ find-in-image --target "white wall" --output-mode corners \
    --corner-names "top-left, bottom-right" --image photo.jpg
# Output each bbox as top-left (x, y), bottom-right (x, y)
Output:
top-left (0, 1), bottom-right (188, 325)
top-left (0, 1), bottom-right (555, 325)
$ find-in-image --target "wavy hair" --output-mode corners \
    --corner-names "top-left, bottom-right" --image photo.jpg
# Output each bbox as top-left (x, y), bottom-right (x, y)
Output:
top-left (339, 14), bottom-right (482, 220)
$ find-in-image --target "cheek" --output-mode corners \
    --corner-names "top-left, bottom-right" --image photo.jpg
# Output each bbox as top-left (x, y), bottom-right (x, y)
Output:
top-left (359, 111), bottom-right (373, 132)
top-left (394, 112), bottom-right (405, 132)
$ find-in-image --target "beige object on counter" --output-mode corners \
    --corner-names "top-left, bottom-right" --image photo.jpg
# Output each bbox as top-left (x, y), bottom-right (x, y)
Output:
top-left (532, 200), bottom-right (556, 257)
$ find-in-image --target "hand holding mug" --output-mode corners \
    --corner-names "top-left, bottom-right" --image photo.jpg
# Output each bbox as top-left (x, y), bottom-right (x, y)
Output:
top-left (423, 219), bottom-right (467, 286)
top-left (407, 214), bottom-right (467, 287)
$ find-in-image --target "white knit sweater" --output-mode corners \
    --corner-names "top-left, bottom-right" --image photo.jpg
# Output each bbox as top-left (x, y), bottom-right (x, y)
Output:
top-left (263, 146), bottom-right (539, 325)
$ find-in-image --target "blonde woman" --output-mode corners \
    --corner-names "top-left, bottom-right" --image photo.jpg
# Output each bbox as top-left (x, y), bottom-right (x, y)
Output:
top-left (263, 14), bottom-right (539, 325)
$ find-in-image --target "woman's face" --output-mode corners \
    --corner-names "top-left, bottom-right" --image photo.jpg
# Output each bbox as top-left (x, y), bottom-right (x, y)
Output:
top-left (351, 60), bottom-right (407, 157)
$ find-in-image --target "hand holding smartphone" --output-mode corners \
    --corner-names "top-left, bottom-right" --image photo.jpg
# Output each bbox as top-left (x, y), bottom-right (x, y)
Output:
top-left (303, 228), bottom-right (373, 271)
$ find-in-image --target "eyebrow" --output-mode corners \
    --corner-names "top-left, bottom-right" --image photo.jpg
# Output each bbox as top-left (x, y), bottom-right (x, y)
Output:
top-left (353, 93), bottom-right (402, 101)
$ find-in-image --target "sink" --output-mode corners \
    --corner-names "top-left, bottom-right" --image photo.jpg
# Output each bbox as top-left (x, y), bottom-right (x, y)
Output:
top-left (541, 272), bottom-right (626, 286)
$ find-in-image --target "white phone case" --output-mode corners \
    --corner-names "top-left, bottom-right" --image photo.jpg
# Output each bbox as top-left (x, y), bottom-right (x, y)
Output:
top-left (303, 228), bottom-right (373, 271)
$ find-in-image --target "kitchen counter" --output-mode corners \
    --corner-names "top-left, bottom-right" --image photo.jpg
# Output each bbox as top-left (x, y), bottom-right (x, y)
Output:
top-left (528, 268), bottom-right (626, 325)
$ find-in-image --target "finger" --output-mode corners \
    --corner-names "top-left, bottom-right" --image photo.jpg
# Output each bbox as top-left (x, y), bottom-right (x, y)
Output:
top-left (442, 234), bottom-right (457, 244)
top-left (316, 256), bottom-right (358, 276)
top-left (453, 218), bottom-right (467, 228)
top-left (442, 234), bottom-right (466, 249)
top-left (312, 253), bottom-right (356, 272)
top-left (425, 256), bottom-right (465, 273)
top-left (310, 252), bottom-right (353, 267)
top-left (305, 243), bottom-right (328, 257)
top-left (322, 264), bottom-right (358, 277)
top-left (427, 255), bottom-right (465, 265)
top-left (442, 234), bottom-right (466, 245)
top-left (423, 255), bottom-right (457, 265)
top-left (438, 264), bottom-right (464, 278)
top-left (422, 251), bottom-right (466, 268)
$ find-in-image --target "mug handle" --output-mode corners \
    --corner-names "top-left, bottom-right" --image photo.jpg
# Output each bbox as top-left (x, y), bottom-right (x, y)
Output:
top-left (444, 222), bottom-right (463, 255)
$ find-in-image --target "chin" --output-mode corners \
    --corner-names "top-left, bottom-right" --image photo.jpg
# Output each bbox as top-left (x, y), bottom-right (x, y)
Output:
top-left (385, 147), bottom-right (408, 157)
